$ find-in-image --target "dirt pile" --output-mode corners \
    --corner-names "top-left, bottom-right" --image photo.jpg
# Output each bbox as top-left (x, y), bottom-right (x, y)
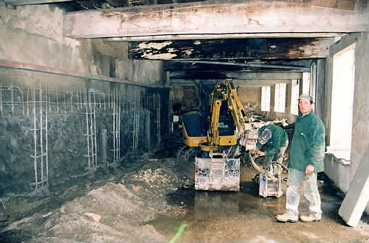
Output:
top-left (1, 159), bottom-right (184, 243)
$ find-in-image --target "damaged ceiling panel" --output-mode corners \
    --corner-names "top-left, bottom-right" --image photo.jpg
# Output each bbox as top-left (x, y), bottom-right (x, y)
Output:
top-left (128, 38), bottom-right (334, 60)
top-left (129, 37), bottom-right (334, 79)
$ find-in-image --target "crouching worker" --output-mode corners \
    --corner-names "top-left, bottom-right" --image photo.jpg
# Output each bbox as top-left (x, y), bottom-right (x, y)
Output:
top-left (251, 124), bottom-right (289, 170)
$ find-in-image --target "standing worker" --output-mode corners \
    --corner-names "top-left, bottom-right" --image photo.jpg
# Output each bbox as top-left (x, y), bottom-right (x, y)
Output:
top-left (276, 94), bottom-right (325, 223)
top-left (251, 124), bottom-right (289, 169)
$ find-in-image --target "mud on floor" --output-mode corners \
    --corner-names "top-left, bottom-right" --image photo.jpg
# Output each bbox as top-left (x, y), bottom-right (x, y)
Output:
top-left (1, 156), bottom-right (368, 243)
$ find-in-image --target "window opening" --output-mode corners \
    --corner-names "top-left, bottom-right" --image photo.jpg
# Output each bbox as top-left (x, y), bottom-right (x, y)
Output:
top-left (291, 79), bottom-right (299, 115)
top-left (328, 43), bottom-right (356, 161)
top-left (274, 83), bottom-right (286, 113)
top-left (302, 72), bottom-right (311, 95)
top-left (261, 86), bottom-right (270, 112)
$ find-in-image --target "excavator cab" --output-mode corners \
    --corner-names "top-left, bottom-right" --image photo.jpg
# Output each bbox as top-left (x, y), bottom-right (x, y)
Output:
top-left (182, 101), bottom-right (237, 150)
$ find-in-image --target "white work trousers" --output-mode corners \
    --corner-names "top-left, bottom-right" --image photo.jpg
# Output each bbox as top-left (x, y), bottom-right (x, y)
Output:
top-left (286, 168), bottom-right (322, 216)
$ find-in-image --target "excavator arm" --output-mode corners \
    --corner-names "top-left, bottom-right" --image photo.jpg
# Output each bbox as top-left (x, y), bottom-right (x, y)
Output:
top-left (201, 78), bottom-right (250, 152)
top-left (202, 79), bottom-right (236, 152)
top-left (206, 99), bottom-right (222, 152)
top-left (225, 79), bottom-right (248, 135)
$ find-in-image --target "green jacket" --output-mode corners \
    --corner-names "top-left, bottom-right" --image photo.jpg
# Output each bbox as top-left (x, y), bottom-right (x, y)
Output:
top-left (256, 124), bottom-right (288, 156)
top-left (289, 111), bottom-right (325, 173)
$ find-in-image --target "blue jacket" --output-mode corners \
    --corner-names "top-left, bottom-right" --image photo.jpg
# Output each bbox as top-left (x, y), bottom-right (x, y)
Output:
top-left (289, 111), bottom-right (325, 173)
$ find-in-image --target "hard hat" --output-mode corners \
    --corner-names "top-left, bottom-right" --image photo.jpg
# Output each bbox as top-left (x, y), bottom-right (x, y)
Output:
top-left (299, 94), bottom-right (314, 103)
top-left (258, 128), bottom-right (272, 145)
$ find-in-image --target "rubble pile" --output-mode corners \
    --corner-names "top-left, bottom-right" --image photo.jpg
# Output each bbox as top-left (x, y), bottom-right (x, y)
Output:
top-left (1, 159), bottom-right (184, 243)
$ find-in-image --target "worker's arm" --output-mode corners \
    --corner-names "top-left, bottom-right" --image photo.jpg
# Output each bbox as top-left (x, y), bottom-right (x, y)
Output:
top-left (306, 118), bottom-right (325, 172)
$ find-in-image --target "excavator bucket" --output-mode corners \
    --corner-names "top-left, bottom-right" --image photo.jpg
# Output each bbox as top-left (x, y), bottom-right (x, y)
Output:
top-left (195, 155), bottom-right (240, 191)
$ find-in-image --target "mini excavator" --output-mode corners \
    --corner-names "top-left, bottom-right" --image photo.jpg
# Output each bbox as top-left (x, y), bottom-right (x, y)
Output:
top-left (181, 79), bottom-right (258, 191)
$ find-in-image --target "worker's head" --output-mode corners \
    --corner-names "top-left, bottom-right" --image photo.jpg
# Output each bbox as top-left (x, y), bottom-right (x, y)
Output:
top-left (298, 94), bottom-right (314, 115)
top-left (258, 128), bottom-right (272, 145)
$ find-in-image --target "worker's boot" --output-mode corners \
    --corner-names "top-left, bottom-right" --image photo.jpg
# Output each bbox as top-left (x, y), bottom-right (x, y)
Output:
top-left (276, 212), bottom-right (298, 223)
top-left (300, 213), bottom-right (321, 222)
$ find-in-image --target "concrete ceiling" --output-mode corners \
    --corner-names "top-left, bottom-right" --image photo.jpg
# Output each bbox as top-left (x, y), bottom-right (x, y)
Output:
top-left (4, 0), bottom-right (369, 84)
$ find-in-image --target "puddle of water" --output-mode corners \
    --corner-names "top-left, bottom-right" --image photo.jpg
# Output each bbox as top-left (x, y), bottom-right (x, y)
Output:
top-left (150, 178), bottom-right (369, 243)
top-left (150, 183), bottom-right (286, 240)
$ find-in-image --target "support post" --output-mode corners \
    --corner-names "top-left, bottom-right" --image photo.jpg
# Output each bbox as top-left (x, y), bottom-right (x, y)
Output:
top-left (338, 145), bottom-right (369, 227)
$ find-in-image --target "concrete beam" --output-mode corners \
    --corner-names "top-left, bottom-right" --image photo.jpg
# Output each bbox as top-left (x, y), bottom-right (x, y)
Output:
top-left (170, 78), bottom-right (291, 87)
top-left (5, 0), bottom-right (73, 6)
top-left (168, 60), bottom-right (310, 70)
top-left (63, 2), bottom-right (369, 39)
top-left (0, 60), bottom-right (163, 88)
top-left (170, 71), bottom-right (302, 80)
top-left (230, 72), bottom-right (302, 81)
top-left (338, 145), bottom-right (369, 227)
top-left (107, 33), bottom-right (345, 41)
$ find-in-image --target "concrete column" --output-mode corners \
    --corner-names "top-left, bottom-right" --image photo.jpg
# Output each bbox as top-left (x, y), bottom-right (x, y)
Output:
top-left (338, 145), bottom-right (369, 227)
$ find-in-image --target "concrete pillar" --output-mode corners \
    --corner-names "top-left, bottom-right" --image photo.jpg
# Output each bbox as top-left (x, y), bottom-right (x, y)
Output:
top-left (338, 145), bottom-right (369, 227)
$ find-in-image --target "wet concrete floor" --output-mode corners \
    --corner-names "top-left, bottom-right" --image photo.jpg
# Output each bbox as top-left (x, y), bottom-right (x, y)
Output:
top-left (1, 155), bottom-right (368, 243)
top-left (151, 168), bottom-right (369, 243)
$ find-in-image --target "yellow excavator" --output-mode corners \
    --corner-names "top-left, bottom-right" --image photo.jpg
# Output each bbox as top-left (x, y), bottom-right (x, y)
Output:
top-left (181, 79), bottom-right (258, 191)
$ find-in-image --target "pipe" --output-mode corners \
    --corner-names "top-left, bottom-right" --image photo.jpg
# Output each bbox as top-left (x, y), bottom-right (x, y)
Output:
top-left (169, 223), bottom-right (188, 243)
top-left (0, 60), bottom-right (163, 88)
top-left (174, 60), bottom-right (310, 71)
top-left (248, 152), bottom-right (277, 182)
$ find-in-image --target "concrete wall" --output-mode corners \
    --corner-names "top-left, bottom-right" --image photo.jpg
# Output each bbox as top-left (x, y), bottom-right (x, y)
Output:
top-left (0, 3), bottom-right (165, 82)
top-left (322, 33), bottom-right (369, 212)
top-left (237, 84), bottom-right (297, 123)
top-left (264, 83), bottom-right (298, 123)
top-left (0, 2), bottom-right (168, 197)
top-left (238, 87), bottom-right (260, 112)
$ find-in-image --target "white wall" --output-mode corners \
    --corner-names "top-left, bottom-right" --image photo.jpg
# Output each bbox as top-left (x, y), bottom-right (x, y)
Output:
top-left (324, 33), bottom-right (369, 213)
